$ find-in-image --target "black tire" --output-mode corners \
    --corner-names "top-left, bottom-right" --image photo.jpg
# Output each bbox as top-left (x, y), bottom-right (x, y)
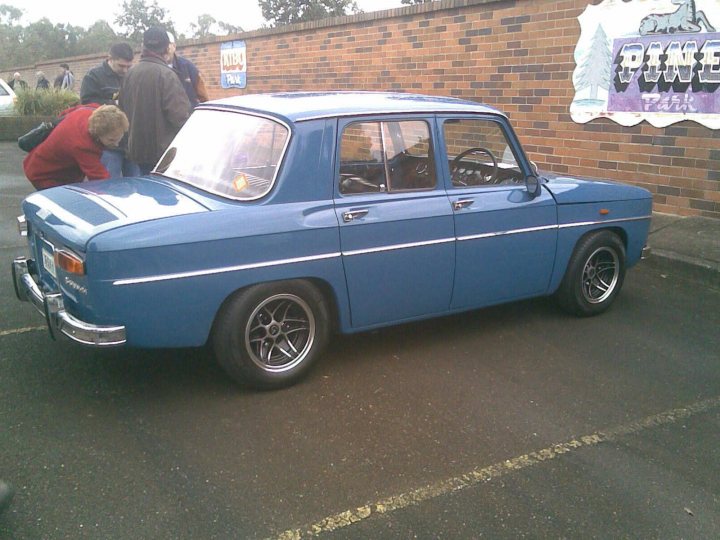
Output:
top-left (212, 280), bottom-right (330, 389)
top-left (557, 230), bottom-right (626, 317)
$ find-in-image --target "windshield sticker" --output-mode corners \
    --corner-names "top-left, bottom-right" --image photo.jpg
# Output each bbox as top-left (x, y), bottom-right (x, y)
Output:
top-left (232, 174), bottom-right (249, 192)
top-left (571, 0), bottom-right (719, 129)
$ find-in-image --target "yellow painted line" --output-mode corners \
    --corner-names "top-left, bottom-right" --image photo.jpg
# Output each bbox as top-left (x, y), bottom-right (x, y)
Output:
top-left (274, 396), bottom-right (720, 539)
top-left (0, 326), bottom-right (46, 338)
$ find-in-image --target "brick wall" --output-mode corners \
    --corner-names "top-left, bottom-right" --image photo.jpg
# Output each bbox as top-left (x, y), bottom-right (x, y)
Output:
top-left (4, 0), bottom-right (719, 217)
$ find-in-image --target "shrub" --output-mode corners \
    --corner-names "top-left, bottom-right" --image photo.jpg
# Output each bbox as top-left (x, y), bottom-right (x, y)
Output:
top-left (14, 89), bottom-right (80, 116)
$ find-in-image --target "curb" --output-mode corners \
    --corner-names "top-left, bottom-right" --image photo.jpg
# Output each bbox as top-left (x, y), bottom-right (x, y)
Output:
top-left (644, 250), bottom-right (720, 289)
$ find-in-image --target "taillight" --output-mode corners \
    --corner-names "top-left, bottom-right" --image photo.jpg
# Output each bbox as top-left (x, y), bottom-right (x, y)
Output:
top-left (55, 249), bottom-right (85, 275)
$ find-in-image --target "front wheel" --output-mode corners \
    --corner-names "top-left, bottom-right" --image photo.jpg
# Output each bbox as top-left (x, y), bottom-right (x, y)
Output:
top-left (557, 231), bottom-right (626, 317)
top-left (212, 281), bottom-right (330, 389)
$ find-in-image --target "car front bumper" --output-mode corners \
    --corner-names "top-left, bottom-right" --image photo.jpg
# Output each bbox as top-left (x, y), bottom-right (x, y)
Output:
top-left (12, 257), bottom-right (126, 346)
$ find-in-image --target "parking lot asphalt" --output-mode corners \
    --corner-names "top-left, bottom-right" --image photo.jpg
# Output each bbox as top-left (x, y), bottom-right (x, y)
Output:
top-left (1, 142), bottom-right (719, 538)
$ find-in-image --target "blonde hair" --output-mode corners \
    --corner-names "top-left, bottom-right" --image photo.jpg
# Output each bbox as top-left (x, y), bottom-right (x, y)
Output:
top-left (88, 105), bottom-right (129, 139)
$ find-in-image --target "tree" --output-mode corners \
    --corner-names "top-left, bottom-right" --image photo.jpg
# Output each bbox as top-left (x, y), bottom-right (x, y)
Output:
top-left (575, 24), bottom-right (612, 100)
top-left (189, 14), bottom-right (217, 38)
top-left (218, 21), bottom-right (244, 35)
top-left (114, 0), bottom-right (176, 45)
top-left (0, 3), bottom-right (22, 25)
top-left (76, 21), bottom-right (120, 56)
top-left (259, 0), bottom-right (360, 27)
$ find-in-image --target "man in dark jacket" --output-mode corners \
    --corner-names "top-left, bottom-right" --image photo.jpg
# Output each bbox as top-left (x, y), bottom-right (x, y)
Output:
top-left (81, 43), bottom-right (134, 106)
top-left (119, 26), bottom-right (191, 174)
top-left (81, 43), bottom-right (137, 177)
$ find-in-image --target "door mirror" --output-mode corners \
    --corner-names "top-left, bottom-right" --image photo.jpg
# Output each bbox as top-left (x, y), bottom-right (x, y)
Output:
top-left (526, 175), bottom-right (541, 198)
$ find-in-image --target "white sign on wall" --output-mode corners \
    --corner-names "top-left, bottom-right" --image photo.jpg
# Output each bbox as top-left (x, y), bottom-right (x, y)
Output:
top-left (571, 0), bottom-right (720, 129)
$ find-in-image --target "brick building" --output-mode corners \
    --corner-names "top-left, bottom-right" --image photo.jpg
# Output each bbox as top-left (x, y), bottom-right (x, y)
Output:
top-left (5, 0), bottom-right (719, 218)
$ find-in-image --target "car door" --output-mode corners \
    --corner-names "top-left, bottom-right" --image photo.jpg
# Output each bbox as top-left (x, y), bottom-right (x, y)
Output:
top-left (440, 115), bottom-right (558, 309)
top-left (334, 116), bottom-right (455, 328)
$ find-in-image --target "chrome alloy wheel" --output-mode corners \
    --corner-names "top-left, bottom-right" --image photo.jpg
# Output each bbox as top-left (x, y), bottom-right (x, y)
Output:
top-left (245, 293), bottom-right (316, 373)
top-left (581, 247), bottom-right (619, 304)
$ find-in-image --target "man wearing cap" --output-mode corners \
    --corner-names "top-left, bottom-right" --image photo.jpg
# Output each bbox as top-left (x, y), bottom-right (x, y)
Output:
top-left (119, 26), bottom-right (191, 174)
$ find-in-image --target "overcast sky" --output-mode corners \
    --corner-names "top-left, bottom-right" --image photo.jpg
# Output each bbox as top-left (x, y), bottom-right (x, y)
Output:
top-left (10, 0), bottom-right (407, 35)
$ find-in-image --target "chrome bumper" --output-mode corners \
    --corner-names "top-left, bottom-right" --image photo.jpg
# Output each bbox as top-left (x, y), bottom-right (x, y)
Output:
top-left (12, 257), bottom-right (126, 346)
top-left (641, 245), bottom-right (652, 260)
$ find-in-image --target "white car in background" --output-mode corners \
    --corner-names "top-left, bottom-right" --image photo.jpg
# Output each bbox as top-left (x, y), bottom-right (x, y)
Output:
top-left (0, 78), bottom-right (17, 116)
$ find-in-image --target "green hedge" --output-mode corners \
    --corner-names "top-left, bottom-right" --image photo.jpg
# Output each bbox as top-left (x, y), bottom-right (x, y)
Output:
top-left (0, 89), bottom-right (79, 141)
top-left (13, 88), bottom-right (80, 116)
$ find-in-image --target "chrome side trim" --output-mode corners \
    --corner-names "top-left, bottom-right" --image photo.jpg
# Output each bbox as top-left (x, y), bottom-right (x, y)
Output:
top-left (557, 215), bottom-right (652, 229)
top-left (113, 252), bottom-right (342, 286)
top-left (110, 215), bottom-right (653, 286)
top-left (343, 237), bottom-right (455, 257)
top-left (457, 224), bottom-right (556, 242)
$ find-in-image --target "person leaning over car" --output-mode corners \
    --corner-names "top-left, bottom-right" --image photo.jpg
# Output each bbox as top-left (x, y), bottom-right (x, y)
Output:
top-left (119, 26), bottom-right (190, 175)
top-left (23, 104), bottom-right (129, 190)
top-left (81, 42), bottom-right (139, 178)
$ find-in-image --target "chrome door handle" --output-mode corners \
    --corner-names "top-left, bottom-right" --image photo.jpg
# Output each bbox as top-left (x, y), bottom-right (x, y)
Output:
top-left (452, 199), bottom-right (474, 211)
top-left (342, 209), bottom-right (369, 222)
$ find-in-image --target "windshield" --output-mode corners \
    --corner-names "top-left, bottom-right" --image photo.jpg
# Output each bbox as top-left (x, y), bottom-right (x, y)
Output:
top-left (156, 109), bottom-right (290, 200)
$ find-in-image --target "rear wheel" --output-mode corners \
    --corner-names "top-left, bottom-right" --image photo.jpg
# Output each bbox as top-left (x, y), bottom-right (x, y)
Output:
top-left (557, 230), bottom-right (626, 317)
top-left (212, 281), bottom-right (330, 389)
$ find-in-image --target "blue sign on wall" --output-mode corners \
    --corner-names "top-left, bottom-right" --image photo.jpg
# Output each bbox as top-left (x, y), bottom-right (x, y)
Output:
top-left (221, 40), bottom-right (247, 89)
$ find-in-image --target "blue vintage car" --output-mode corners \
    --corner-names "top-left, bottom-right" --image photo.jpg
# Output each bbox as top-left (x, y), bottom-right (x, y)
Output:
top-left (12, 92), bottom-right (652, 388)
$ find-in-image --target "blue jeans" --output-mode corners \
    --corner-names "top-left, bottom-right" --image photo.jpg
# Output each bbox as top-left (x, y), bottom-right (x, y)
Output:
top-left (101, 149), bottom-right (141, 178)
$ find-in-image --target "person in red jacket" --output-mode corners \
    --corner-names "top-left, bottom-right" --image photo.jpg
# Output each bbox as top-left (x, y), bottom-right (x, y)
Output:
top-left (23, 104), bottom-right (129, 190)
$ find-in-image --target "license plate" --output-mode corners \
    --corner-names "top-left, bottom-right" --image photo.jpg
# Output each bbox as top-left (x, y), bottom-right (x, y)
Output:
top-left (42, 248), bottom-right (56, 279)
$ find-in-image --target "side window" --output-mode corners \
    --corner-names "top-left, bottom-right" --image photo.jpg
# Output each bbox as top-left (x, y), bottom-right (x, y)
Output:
top-left (443, 119), bottom-right (523, 188)
top-left (339, 120), bottom-right (436, 195)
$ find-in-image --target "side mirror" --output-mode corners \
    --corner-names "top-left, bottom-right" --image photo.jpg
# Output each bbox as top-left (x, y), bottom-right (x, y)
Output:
top-left (526, 174), bottom-right (542, 198)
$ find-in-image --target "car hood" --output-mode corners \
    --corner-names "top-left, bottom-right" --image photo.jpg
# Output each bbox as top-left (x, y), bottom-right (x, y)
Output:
top-left (542, 172), bottom-right (652, 204)
top-left (23, 176), bottom-right (209, 250)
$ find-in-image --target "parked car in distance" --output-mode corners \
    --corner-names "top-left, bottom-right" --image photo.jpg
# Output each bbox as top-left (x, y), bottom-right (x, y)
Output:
top-left (0, 78), bottom-right (17, 116)
top-left (12, 92), bottom-right (652, 389)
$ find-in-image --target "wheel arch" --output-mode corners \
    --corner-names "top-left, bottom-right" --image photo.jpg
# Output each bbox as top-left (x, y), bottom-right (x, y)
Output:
top-left (549, 225), bottom-right (628, 295)
top-left (208, 276), bottom-right (341, 346)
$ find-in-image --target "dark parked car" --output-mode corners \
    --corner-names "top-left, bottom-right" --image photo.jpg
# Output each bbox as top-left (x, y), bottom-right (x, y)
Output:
top-left (12, 92), bottom-right (652, 388)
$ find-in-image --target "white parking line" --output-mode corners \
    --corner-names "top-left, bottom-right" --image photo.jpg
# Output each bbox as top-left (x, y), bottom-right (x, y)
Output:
top-left (0, 326), bottom-right (46, 338)
top-left (274, 396), bottom-right (720, 539)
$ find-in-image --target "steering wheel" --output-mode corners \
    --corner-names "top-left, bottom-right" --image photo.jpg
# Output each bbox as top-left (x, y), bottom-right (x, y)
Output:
top-left (450, 147), bottom-right (498, 186)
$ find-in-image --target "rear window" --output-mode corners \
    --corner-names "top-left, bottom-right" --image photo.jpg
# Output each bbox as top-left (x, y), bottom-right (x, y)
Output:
top-left (156, 110), bottom-right (290, 201)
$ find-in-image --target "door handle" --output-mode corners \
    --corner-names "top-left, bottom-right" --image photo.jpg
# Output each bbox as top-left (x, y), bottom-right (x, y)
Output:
top-left (342, 209), bottom-right (369, 222)
top-left (452, 199), bottom-right (474, 211)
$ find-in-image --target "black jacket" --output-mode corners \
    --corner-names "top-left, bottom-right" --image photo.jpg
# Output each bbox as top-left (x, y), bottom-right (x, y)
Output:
top-left (80, 61), bottom-right (123, 105)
